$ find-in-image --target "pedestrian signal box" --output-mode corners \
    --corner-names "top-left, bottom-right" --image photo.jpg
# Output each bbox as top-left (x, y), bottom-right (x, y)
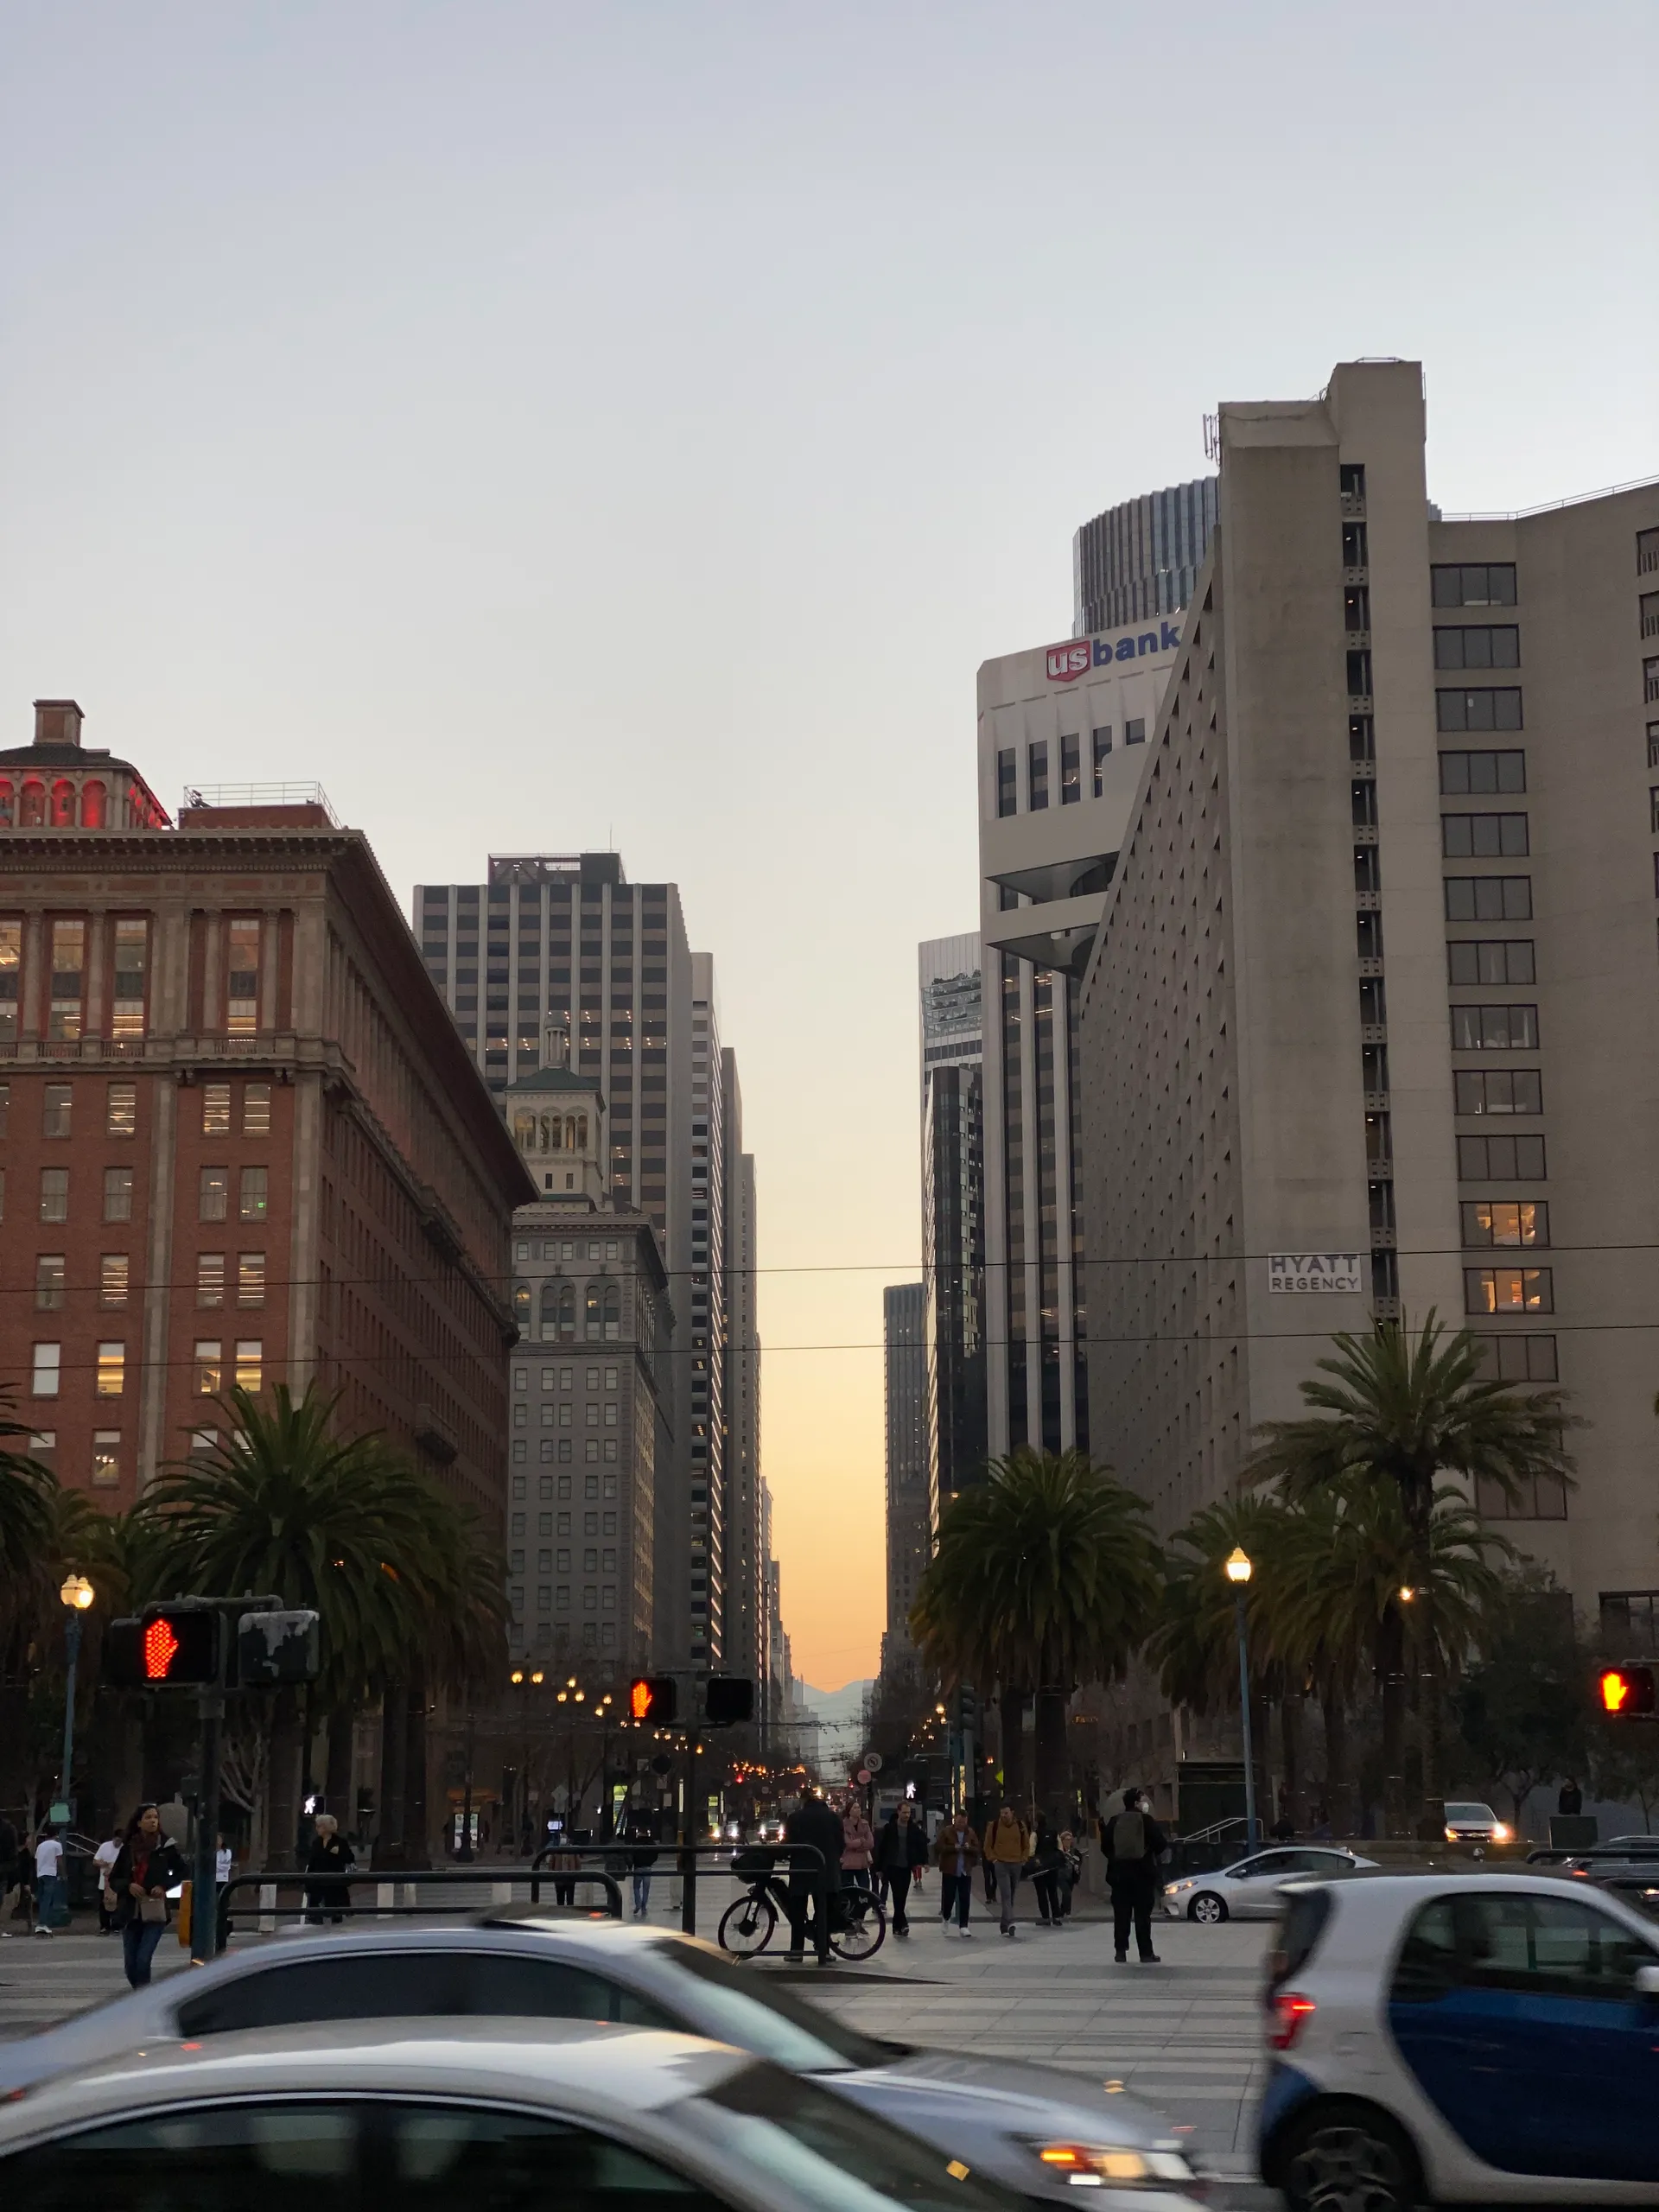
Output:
top-left (628, 1675), bottom-right (677, 1724)
top-left (1599, 1665), bottom-right (1657, 1717)
top-left (704, 1675), bottom-right (754, 1726)
top-left (107, 1605), bottom-right (223, 1687)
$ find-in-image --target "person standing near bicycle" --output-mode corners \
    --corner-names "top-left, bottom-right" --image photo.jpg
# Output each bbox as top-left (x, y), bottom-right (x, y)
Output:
top-left (932, 1806), bottom-right (981, 1937)
top-left (783, 1788), bottom-right (844, 1965)
top-left (840, 1798), bottom-right (874, 1891)
top-left (874, 1802), bottom-right (928, 1939)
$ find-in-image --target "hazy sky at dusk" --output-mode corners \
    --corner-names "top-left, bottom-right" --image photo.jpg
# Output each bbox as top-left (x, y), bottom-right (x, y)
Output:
top-left (3, 3), bottom-right (1653, 1689)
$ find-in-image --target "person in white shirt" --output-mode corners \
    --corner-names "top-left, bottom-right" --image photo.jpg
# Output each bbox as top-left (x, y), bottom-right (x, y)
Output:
top-left (216, 1837), bottom-right (233, 1886)
top-left (93, 1829), bottom-right (122, 1934)
top-left (33, 1830), bottom-right (64, 1937)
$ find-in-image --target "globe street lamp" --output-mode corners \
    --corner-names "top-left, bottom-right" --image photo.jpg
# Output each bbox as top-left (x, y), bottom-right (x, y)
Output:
top-left (1224, 1548), bottom-right (1258, 1849)
top-left (57, 1575), bottom-right (95, 1827)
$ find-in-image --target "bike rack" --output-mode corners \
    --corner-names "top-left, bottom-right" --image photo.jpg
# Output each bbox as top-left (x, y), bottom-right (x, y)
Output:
top-left (213, 1864), bottom-right (623, 1953)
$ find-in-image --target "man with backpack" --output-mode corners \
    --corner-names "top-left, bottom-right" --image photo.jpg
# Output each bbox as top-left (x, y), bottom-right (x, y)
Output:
top-left (1100, 1785), bottom-right (1166, 1963)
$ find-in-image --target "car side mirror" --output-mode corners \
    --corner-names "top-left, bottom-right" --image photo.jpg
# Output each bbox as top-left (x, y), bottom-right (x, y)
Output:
top-left (1635, 1964), bottom-right (1659, 1999)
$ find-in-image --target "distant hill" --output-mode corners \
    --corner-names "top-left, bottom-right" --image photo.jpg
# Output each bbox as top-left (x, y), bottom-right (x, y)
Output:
top-left (800, 1678), bottom-right (874, 1763)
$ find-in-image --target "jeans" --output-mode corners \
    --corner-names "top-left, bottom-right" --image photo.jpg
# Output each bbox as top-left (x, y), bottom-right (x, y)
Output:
top-left (34, 1875), bottom-right (65, 1929)
top-left (632, 1872), bottom-right (652, 1915)
top-left (993, 1861), bottom-right (1017, 1930)
top-left (1112, 1883), bottom-right (1156, 1960)
top-left (844, 1866), bottom-right (870, 1890)
top-left (123, 1917), bottom-right (166, 1986)
top-left (939, 1872), bottom-right (972, 1927)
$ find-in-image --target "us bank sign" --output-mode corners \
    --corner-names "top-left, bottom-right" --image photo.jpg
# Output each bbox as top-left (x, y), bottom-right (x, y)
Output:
top-left (1046, 620), bottom-right (1184, 683)
top-left (1268, 1253), bottom-right (1364, 1295)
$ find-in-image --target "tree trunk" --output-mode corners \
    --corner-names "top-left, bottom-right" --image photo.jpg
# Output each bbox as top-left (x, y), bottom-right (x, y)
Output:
top-left (324, 1707), bottom-right (356, 1830)
top-left (402, 1669), bottom-right (431, 1870)
top-left (1378, 1604), bottom-right (1408, 1839)
top-left (264, 1689), bottom-right (305, 1871)
top-left (373, 1686), bottom-right (408, 1871)
top-left (1033, 1687), bottom-right (1070, 1824)
top-left (1320, 1678), bottom-right (1355, 1837)
top-left (1281, 1692), bottom-right (1303, 1831)
top-left (998, 1686), bottom-right (1028, 1815)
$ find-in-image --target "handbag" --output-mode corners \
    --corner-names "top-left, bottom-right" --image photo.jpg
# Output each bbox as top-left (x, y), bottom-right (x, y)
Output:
top-left (139, 1893), bottom-right (167, 1923)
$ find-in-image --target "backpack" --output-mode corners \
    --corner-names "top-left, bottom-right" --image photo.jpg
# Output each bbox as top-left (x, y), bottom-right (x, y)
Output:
top-left (1112, 1810), bottom-right (1146, 1861)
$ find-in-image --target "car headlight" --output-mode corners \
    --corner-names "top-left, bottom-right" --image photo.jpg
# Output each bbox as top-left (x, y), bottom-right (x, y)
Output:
top-left (1164, 1878), bottom-right (1194, 1893)
top-left (1491, 1823), bottom-right (1511, 1844)
top-left (1035, 2145), bottom-right (1193, 2189)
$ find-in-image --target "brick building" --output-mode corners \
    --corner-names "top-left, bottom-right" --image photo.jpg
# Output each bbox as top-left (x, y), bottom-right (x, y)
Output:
top-left (0, 701), bottom-right (531, 1521)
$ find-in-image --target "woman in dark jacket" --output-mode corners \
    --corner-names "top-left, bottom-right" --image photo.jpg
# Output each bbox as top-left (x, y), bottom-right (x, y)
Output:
top-left (109, 1804), bottom-right (188, 1989)
top-left (1028, 1818), bottom-right (1065, 1928)
top-left (873, 1803), bottom-right (930, 1938)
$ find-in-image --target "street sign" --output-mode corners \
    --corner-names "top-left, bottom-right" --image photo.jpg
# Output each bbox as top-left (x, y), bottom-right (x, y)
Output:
top-left (855, 1768), bottom-right (871, 1784)
top-left (864, 1751), bottom-right (884, 1772)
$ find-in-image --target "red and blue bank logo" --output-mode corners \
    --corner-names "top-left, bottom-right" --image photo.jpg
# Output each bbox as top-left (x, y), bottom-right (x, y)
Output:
top-left (1046, 621), bottom-right (1183, 683)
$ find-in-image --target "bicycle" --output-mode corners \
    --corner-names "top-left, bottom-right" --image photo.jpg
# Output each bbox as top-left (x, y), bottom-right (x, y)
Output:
top-left (716, 1866), bottom-right (886, 1961)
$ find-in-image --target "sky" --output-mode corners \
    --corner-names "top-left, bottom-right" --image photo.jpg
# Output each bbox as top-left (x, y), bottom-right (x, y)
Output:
top-left (2, 3), bottom-right (1654, 1691)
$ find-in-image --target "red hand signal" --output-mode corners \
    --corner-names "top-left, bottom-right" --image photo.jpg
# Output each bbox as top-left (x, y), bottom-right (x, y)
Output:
top-left (143, 1617), bottom-right (181, 1680)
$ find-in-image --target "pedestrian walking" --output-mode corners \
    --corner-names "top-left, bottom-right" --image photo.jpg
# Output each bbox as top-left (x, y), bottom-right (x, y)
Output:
top-left (932, 1808), bottom-right (981, 1936)
top-left (109, 1805), bottom-right (188, 1987)
top-left (982, 1803), bottom-right (1028, 1937)
top-left (1027, 1817), bottom-right (1065, 1928)
top-left (873, 1802), bottom-right (929, 1938)
top-left (32, 1827), bottom-right (66, 1936)
top-left (1101, 1786), bottom-right (1166, 1964)
top-left (841, 1799), bottom-right (874, 1891)
top-left (784, 1789), bottom-right (845, 1963)
top-left (302, 1812), bottom-right (355, 1925)
top-left (1056, 1827), bottom-right (1081, 1922)
top-left (93, 1827), bottom-right (123, 1934)
top-left (621, 1803), bottom-right (658, 1917)
top-left (216, 1834), bottom-right (234, 1888)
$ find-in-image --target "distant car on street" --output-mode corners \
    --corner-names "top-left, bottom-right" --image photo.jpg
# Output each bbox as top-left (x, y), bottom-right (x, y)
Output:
top-left (1556, 1834), bottom-right (1659, 1917)
top-left (1441, 1801), bottom-right (1511, 1845)
top-left (1162, 1846), bottom-right (1378, 1923)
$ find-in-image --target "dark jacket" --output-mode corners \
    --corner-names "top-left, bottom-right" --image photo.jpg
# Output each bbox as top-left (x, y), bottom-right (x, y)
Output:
top-left (1101, 1808), bottom-right (1167, 1890)
top-left (108, 1835), bottom-right (188, 1928)
top-left (303, 1832), bottom-right (356, 1896)
top-left (621, 1812), bottom-right (658, 1871)
top-left (784, 1798), bottom-right (845, 1895)
top-left (874, 1812), bottom-right (930, 1874)
top-left (932, 1817), bottom-right (982, 1873)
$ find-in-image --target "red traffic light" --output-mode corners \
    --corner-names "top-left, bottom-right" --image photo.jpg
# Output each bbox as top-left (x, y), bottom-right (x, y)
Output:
top-left (628, 1675), bottom-right (677, 1724)
top-left (136, 1606), bottom-right (221, 1684)
top-left (1599, 1665), bottom-right (1656, 1716)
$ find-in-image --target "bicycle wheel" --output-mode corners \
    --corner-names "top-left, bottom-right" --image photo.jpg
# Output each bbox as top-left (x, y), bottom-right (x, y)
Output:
top-left (717, 1887), bottom-right (778, 1958)
top-left (831, 1886), bottom-right (886, 1962)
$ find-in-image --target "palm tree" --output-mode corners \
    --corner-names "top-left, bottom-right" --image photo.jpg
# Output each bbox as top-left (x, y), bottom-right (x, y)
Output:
top-left (910, 1447), bottom-right (1162, 1819)
top-left (0, 1388), bottom-right (57, 1599)
top-left (1247, 1311), bottom-right (1568, 1832)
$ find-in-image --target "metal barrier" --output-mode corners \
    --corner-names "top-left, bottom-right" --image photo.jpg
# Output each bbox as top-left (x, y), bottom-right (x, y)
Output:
top-left (214, 1864), bottom-right (623, 1953)
top-left (529, 1839), bottom-right (829, 1941)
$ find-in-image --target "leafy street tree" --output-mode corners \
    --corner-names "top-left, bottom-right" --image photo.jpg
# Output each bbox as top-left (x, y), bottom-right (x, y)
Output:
top-left (1248, 1312), bottom-right (1571, 1832)
top-left (1455, 1570), bottom-right (1588, 1825)
top-left (910, 1446), bottom-right (1162, 1818)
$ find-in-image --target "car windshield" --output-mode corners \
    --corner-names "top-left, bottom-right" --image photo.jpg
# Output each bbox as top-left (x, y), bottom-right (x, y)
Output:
top-left (1444, 1805), bottom-right (1494, 1821)
top-left (651, 1940), bottom-right (889, 2072)
top-left (680, 2059), bottom-right (1021, 2212)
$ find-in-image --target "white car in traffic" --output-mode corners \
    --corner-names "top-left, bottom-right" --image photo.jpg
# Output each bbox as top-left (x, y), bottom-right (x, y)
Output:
top-left (1163, 1845), bottom-right (1377, 1922)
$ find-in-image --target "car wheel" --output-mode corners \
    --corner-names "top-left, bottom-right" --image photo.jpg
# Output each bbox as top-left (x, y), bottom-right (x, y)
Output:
top-left (1188, 1891), bottom-right (1227, 1923)
top-left (1278, 2103), bottom-right (1421, 2212)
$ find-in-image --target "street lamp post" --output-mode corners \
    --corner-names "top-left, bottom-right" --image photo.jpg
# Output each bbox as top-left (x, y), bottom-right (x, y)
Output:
top-left (57, 1576), bottom-right (95, 1823)
top-left (1224, 1548), bottom-right (1258, 1849)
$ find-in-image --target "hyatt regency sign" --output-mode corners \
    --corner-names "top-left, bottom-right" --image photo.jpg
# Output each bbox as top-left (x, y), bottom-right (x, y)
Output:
top-left (1268, 1253), bottom-right (1364, 1295)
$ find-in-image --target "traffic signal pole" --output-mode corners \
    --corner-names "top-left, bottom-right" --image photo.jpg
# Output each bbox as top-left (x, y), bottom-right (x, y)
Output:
top-left (681, 1729), bottom-right (698, 1936)
top-left (191, 1688), bottom-right (225, 1963)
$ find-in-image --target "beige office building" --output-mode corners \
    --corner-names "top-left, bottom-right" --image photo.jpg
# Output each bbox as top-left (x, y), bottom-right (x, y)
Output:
top-left (1079, 359), bottom-right (1659, 1656)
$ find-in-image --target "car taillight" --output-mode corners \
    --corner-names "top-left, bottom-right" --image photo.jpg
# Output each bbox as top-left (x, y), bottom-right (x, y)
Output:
top-left (1268, 1993), bottom-right (1315, 2050)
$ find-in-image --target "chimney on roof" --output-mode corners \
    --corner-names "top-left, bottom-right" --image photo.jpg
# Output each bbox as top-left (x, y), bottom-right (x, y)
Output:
top-left (33, 700), bottom-right (83, 749)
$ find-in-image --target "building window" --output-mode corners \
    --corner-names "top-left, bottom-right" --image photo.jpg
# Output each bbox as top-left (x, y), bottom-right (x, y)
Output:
top-left (1647, 658), bottom-right (1659, 706)
top-left (42, 1084), bottom-right (73, 1138)
top-left (1451, 1004), bottom-right (1538, 1050)
top-left (995, 748), bottom-right (1016, 818)
top-left (0, 1082), bottom-right (7, 1136)
top-left (603, 1284), bottom-right (620, 1340)
top-left (512, 1440), bottom-right (526, 1462)
top-left (238, 1166), bottom-right (268, 1221)
top-left (196, 1253), bottom-right (226, 1307)
top-left (0, 919), bottom-right (19, 1042)
top-left (1090, 728), bottom-right (1113, 797)
top-left (243, 1083), bottom-right (271, 1136)
top-left (1461, 1199), bottom-right (1548, 1248)
top-left (91, 1432), bottom-right (120, 1489)
top-left (1465, 1266), bottom-right (1552, 1313)
top-left (1448, 940), bottom-right (1535, 986)
top-left (48, 920), bottom-right (85, 1040)
top-left (1476, 1465), bottom-right (1567, 1519)
top-left (1454, 1068), bottom-right (1542, 1116)
top-left (1027, 741), bottom-right (1049, 811)
top-left (99, 1254), bottom-right (130, 1307)
top-left (1443, 812), bottom-right (1528, 858)
top-left (202, 1084), bottom-right (232, 1135)
top-left (31, 1344), bottom-right (60, 1397)
top-left (235, 1340), bottom-right (263, 1390)
top-left (39, 1168), bottom-right (68, 1223)
top-left (1639, 593), bottom-right (1659, 640)
top-left (1124, 718), bottom-right (1147, 746)
top-left (1458, 1133), bottom-right (1547, 1179)
top-left (226, 918), bottom-right (261, 1033)
top-left (1059, 734), bottom-right (1080, 804)
top-left (95, 1342), bottom-right (125, 1396)
top-left (103, 1166), bottom-right (134, 1224)
top-left (1433, 626), bottom-right (1520, 670)
top-left (111, 918), bottom-right (148, 1037)
top-left (1431, 563), bottom-right (1517, 608)
top-left (1437, 689), bottom-right (1523, 734)
top-left (35, 1255), bottom-right (66, 1311)
top-left (194, 1341), bottom-right (222, 1394)
top-left (199, 1167), bottom-right (229, 1222)
top-left (1445, 876), bottom-right (1531, 922)
top-left (1639, 530), bottom-right (1659, 575)
top-left (1440, 749), bottom-right (1524, 795)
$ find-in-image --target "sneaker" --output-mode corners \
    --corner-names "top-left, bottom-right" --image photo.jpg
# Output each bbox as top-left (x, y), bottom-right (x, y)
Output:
top-left (33, 1926), bottom-right (52, 1938)
top-left (959, 1926), bottom-right (974, 1938)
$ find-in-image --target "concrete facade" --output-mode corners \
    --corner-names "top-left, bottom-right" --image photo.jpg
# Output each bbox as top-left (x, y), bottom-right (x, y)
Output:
top-left (883, 1281), bottom-right (929, 1650)
top-left (919, 932), bottom-right (986, 1526)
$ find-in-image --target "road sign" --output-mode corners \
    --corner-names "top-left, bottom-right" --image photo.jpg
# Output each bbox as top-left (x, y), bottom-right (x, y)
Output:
top-left (864, 1751), bottom-right (884, 1772)
top-left (855, 1768), bottom-right (872, 1784)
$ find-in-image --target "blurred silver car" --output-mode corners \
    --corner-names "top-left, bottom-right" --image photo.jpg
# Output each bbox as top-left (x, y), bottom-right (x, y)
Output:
top-left (0, 1916), bottom-right (1201, 2206)
top-left (1162, 1846), bottom-right (1376, 1923)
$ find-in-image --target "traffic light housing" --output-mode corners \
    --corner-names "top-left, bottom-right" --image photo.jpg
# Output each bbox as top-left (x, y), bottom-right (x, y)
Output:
top-left (238, 1609), bottom-right (321, 1687)
top-left (1599, 1664), bottom-right (1657, 1717)
top-left (628, 1675), bottom-right (677, 1724)
top-left (704, 1675), bottom-right (753, 1726)
top-left (107, 1605), bottom-right (224, 1688)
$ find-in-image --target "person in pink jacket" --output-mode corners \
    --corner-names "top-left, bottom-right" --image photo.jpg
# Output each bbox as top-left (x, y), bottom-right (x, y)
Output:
top-left (841, 1802), bottom-right (875, 1891)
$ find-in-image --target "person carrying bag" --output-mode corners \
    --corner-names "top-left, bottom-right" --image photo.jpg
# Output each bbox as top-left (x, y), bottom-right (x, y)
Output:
top-left (109, 1803), bottom-right (188, 1988)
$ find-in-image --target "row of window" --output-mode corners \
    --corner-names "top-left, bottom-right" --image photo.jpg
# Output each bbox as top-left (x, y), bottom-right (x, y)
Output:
top-left (1440, 748), bottom-right (1524, 794)
top-left (1438, 687), bottom-right (1523, 733)
top-left (511, 1281), bottom-right (622, 1339)
top-left (1466, 1268), bottom-right (1551, 1313)
top-left (1433, 625), bottom-right (1519, 669)
top-left (1449, 938), bottom-right (1534, 985)
top-left (1432, 563), bottom-right (1517, 608)
top-left (513, 1584), bottom-right (620, 1614)
top-left (1455, 1068), bottom-right (1542, 1116)
top-left (1446, 874), bottom-right (1530, 921)
top-left (1443, 811), bottom-right (1528, 858)
top-left (0, 917), bottom-right (265, 1040)
top-left (512, 1238), bottom-right (625, 1264)
top-left (1459, 1132), bottom-right (1547, 1179)
top-left (510, 1471), bottom-right (617, 1502)
top-left (29, 1339), bottom-right (263, 1396)
top-left (510, 1508), bottom-right (616, 1538)
top-left (25, 1427), bottom-right (124, 1488)
top-left (513, 1364), bottom-right (622, 1393)
top-left (510, 1439), bottom-right (621, 1463)
top-left (31, 1251), bottom-right (266, 1310)
top-left (510, 1548), bottom-right (618, 1574)
top-left (0, 1164), bottom-right (268, 1224)
top-left (1462, 1199), bottom-right (1547, 1248)
top-left (0, 1079), bottom-right (273, 1143)
top-left (993, 725), bottom-right (1147, 817)
top-left (512, 1401), bottom-right (621, 1427)
top-left (1452, 1003), bottom-right (1537, 1050)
